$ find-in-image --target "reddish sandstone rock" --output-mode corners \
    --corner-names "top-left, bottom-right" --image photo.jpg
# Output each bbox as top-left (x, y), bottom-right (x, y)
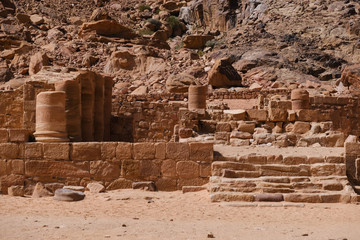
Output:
top-left (340, 64), bottom-right (360, 90)
top-left (183, 35), bottom-right (214, 49)
top-left (79, 19), bottom-right (139, 39)
top-left (208, 59), bottom-right (242, 88)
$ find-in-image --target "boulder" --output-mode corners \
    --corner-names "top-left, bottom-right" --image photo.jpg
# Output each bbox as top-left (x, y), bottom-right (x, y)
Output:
top-left (32, 182), bottom-right (53, 198)
top-left (86, 182), bottom-right (105, 193)
top-left (166, 73), bottom-right (196, 93)
top-left (54, 188), bottom-right (85, 201)
top-left (132, 181), bottom-right (156, 191)
top-left (8, 185), bottom-right (24, 197)
top-left (63, 186), bottom-right (85, 192)
top-left (208, 59), bottom-right (242, 88)
top-left (104, 51), bottom-right (136, 73)
top-left (130, 86), bottom-right (148, 95)
top-left (30, 14), bottom-right (44, 25)
top-left (183, 35), bottom-right (214, 49)
top-left (29, 52), bottom-right (50, 75)
top-left (79, 19), bottom-right (139, 39)
top-left (340, 64), bottom-right (360, 90)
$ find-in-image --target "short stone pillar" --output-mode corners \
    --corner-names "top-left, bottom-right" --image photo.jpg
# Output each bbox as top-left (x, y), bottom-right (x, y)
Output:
top-left (34, 91), bottom-right (69, 142)
top-left (291, 89), bottom-right (310, 110)
top-left (55, 80), bottom-right (82, 142)
top-left (81, 76), bottom-right (95, 142)
top-left (188, 85), bottom-right (207, 111)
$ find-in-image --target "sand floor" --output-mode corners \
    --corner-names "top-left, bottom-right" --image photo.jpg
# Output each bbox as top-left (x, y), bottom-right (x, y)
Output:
top-left (1, 189), bottom-right (360, 240)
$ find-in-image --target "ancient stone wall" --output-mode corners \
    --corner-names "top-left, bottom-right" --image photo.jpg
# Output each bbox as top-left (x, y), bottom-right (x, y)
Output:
top-left (345, 142), bottom-right (360, 186)
top-left (0, 88), bottom-right (24, 129)
top-left (0, 142), bottom-right (213, 194)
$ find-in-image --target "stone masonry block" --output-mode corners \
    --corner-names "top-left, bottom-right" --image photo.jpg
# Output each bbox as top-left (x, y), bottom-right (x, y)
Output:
top-left (166, 143), bottom-right (189, 160)
top-left (133, 143), bottom-right (155, 160)
top-left (283, 155), bottom-right (308, 165)
top-left (0, 160), bottom-right (6, 175)
top-left (246, 109), bottom-right (268, 121)
top-left (216, 122), bottom-right (231, 132)
top-left (101, 142), bottom-right (118, 160)
top-left (140, 160), bottom-right (161, 180)
top-left (155, 178), bottom-right (177, 191)
top-left (25, 160), bottom-right (89, 178)
top-left (345, 142), bottom-right (360, 156)
top-left (0, 129), bottom-right (8, 142)
top-left (177, 178), bottom-right (208, 189)
top-left (295, 109), bottom-right (318, 122)
top-left (8, 129), bottom-right (29, 142)
top-left (43, 143), bottom-right (70, 160)
top-left (292, 122), bottom-right (311, 134)
top-left (71, 142), bottom-right (101, 161)
top-left (90, 161), bottom-right (120, 180)
top-left (0, 143), bottom-right (19, 159)
top-left (176, 161), bottom-right (199, 179)
top-left (161, 159), bottom-right (177, 178)
top-left (189, 142), bottom-right (213, 161)
top-left (116, 142), bottom-right (132, 159)
top-left (121, 160), bottom-right (140, 178)
top-left (6, 160), bottom-right (24, 175)
top-left (155, 143), bottom-right (166, 160)
top-left (24, 142), bottom-right (43, 159)
top-left (200, 162), bottom-right (211, 177)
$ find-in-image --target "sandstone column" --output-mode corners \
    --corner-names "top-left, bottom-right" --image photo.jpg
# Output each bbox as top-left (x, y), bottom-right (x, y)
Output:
top-left (34, 91), bottom-right (68, 142)
top-left (188, 85), bottom-right (207, 111)
top-left (94, 74), bottom-right (104, 141)
top-left (291, 89), bottom-right (310, 110)
top-left (55, 80), bottom-right (82, 142)
top-left (103, 76), bottom-right (113, 141)
top-left (80, 73), bottom-right (95, 141)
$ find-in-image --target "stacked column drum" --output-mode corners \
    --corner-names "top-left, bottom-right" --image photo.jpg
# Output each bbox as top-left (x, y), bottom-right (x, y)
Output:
top-left (291, 89), bottom-right (310, 110)
top-left (188, 85), bottom-right (208, 111)
top-left (35, 72), bottom-right (113, 142)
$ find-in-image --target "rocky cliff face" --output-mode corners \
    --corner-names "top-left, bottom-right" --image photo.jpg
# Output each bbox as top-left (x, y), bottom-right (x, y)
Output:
top-left (1, 0), bottom-right (360, 95)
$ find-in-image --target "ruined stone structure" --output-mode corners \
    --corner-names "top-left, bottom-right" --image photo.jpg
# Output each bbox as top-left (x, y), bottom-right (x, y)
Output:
top-left (34, 91), bottom-right (68, 142)
top-left (1, 68), bottom-right (360, 203)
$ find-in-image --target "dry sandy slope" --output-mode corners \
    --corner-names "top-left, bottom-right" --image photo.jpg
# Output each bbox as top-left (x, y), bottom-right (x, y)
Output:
top-left (1, 189), bottom-right (360, 240)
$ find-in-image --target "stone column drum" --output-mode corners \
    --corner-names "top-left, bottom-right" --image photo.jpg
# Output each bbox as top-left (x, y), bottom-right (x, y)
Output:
top-left (188, 85), bottom-right (207, 111)
top-left (55, 80), bottom-right (82, 142)
top-left (103, 76), bottom-right (113, 141)
top-left (94, 76), bottom-right (104, 141)
top-left (291, 89), bottom-right (310, 110)
top-left (80, 74), bottom-right (95, 141)
top-left (34, 91), bottom-right (69, 142)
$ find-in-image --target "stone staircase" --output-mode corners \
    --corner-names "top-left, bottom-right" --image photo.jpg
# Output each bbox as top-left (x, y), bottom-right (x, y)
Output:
top-left (210, 151), bottom-right (360, 203)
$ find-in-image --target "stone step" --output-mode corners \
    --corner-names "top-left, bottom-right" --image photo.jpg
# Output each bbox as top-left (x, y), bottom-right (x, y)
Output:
top-left (210, 191), bottom-right (357, 203)
top-left (222, 169), bottom-right (261, 178)
top-left (209, 186), bottom-right (257, 193)
top-left (212, 161), bottom-right (257, 176)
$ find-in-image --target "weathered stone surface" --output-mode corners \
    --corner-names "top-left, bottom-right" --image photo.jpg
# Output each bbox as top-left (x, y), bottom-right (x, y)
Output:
top-left (8, 129), bottom-right (28, 142)
top-left (107, 178), bottom-right (132, 190)
top-left (176, 161), bottom-right (199, 179)
top-left (90, 161), bottom-right (119, 180)
top-left (246, 109), bottom-right (268, 121)
top-left (116, 142), bottom-right (132, 159)
top-left (133, 143), bottom-right (155, 160)
top-left (8, 185), bottom-right (24, 197)
top-left (340, 64), bottom-right (360, 90)
top-left (166, 73), bottom-right (196, 93)
top-left (86, 182), bottom-right (105, 193)
top-left (0, 143), bottom-right (18, 159)
top-left (25, 160), bottom-right (89, 178)
top-left (208, 59), bottom-right (242, 88)
top-left (101, 142), bottom-right (117, 160)
top-left (254, 193), bottom-right (283, 202)
top-left (29, 52), bottom-right (49, 75)
top-left (24, 143), bottom-right (43, 159)
top-left (155, 143), bottom-right (166, 160)
top-left (132, 181), bottom-right (156, 191)
top-left (292, 122), bottom-right (311, 134)
top-left (283, 155), bottom-right (308, 165)
top-left (155, 178), bottom-right (177, 191)
top-left (71, 143), bottom-right (101, 161)
top-left (63, 186), bottom-right (85, 192)
top-left (283, 193), bottom-right (322, 203)
top-left (43, 143), bottom-right (70, 160)
top-left (189, 142), bottom-right (213, 161)
top-left (79, 19), bottom-right (138, 39)
top-left (104, 51), bottom-right (136, 73)
top-left (216, 122), bottom-right (231, 132)
top-left (32, 182), bottom-right (53, 198)
top-left (121, 160), bottom-right (140, 177)
top-left (6, 160), bottom-right (24, 175)
top-left (161, 159), bottom-right (177, 178)
top-left (182, 186), bottom-right (206, 193)
top-left (183, 35), bottom-right (214, 49)
top-left (166, 143), bottom-right (189, 160)
top-left (54, 188), bottom-right (85, 201)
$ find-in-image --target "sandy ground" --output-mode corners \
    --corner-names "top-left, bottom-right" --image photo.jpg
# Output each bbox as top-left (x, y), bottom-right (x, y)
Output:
top-left (1, 189), bottom-right (360, 240)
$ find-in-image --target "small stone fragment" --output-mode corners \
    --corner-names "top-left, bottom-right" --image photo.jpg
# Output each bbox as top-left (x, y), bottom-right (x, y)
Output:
top-left (54, 189), bottom-right (85, 202)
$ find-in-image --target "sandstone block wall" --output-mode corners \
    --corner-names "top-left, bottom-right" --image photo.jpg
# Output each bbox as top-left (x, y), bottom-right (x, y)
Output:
top-left (0, 142), bottom-right (213, 194)
top-left (345, 142), bottom-right (360, 185)
top-left (0, 88), bottom-right (24, 129)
